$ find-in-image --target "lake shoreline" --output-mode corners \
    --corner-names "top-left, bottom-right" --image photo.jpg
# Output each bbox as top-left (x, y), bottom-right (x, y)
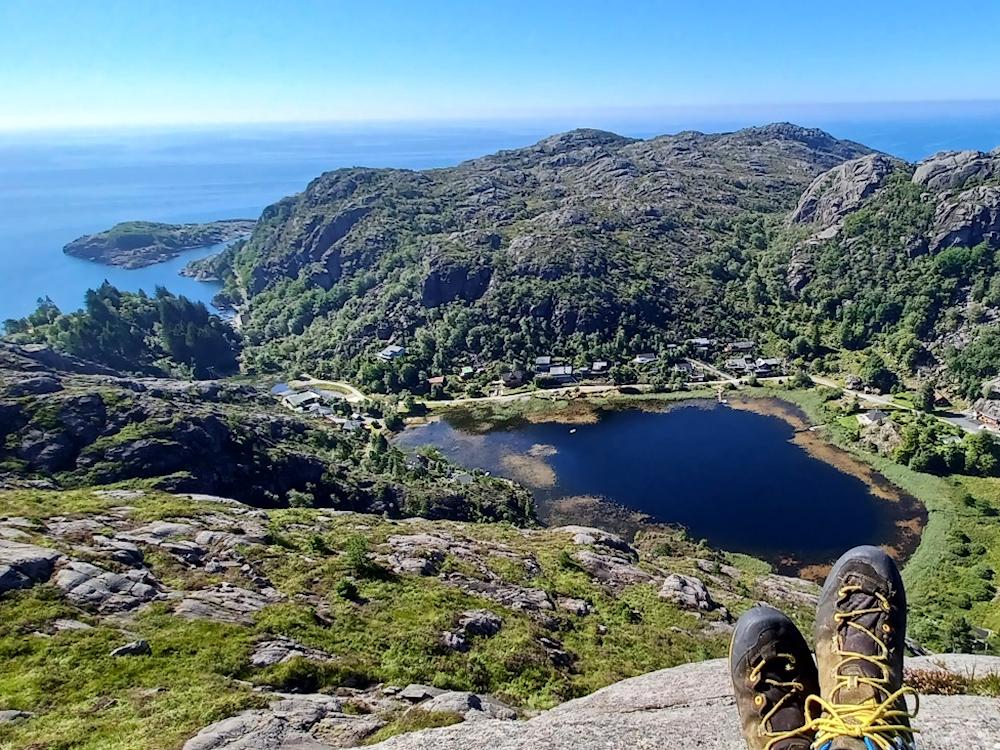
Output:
top-left (401, 390), bottom-right (928, 580)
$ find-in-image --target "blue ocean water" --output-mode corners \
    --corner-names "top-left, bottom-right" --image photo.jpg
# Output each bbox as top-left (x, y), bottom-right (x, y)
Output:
top-left (0, 116), bottom-right (998, 322)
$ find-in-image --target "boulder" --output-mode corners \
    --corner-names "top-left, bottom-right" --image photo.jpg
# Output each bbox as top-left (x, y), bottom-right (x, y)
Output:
top-left (457, 609), bottom-right (502, 637)
top-left (110, 639), bottom-right (152, 657)
top-left (415, 692), bottom-right (516, 721)
top-left (556, 597), bottom-right (590, 616)
top-left (439, 631), bottom-right (469, 653)
top-left (181, 693), bottom-right (348, 750)
top-left (446, 574), bottom-right (553, 613)
top-left (0, 710), bottom-right (34, 724)
top-left (571, 550), bottom-right (653, 587)
top-left (399, 684), bottom-right (446, 702)
top-left (657, 574), bottom-right (716, 611)
top-left (5, 375), bottom-right (63, 396)
top-left (554, 525), bottom-right (637, 558)
top-left (250, 638), bottom-right (334, 668)
top-left (0, 540), bottom-right (62, 593)
top-left (175, 585), bottom-right (281, 625)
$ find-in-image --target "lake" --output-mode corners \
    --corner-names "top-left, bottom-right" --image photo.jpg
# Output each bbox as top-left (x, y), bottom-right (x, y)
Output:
top-left (393, 399), bottom-right (925, 576)
top-left (2, 115), bottom-right (999, 321)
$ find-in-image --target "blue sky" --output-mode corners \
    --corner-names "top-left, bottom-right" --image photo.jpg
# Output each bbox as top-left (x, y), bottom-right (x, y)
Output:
top-left (2, 0), bottom-right (999, 130)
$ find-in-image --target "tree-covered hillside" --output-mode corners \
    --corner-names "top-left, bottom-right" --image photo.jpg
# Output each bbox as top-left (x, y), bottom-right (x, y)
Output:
top-left (212, 125), bottom-right (871, 381)
top-left (3, 283), bottom-right (241, 379)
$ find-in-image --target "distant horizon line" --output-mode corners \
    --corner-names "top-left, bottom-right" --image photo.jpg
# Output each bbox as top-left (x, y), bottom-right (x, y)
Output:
top-left (2, 97), bottom-right (1000, 136)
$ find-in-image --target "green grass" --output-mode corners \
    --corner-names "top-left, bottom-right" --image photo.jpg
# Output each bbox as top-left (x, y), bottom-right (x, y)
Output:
top-left (364, 710), bottom-right (464, 745)
top-left (0, 595), bottom-right (263, 750)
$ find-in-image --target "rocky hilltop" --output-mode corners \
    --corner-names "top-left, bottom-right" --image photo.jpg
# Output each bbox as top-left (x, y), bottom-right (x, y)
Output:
top-left (193, 124), bottom-right (1000, 402)
top-left (213, 124), bottom-right (871, 374)
top-left (63, 219), bottom-right (256, 268)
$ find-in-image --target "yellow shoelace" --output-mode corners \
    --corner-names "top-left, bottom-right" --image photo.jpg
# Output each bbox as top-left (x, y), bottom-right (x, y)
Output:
top-left (803, 585), bottom-right (919, 750)
top-left (748, 652), bottom-right (812, 750)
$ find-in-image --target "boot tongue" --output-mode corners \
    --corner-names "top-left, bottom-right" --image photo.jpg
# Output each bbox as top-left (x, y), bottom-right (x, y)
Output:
top-left (836, 589), bottom-right (885, 705)
top-left (756, 663), bottom-right (810, 749)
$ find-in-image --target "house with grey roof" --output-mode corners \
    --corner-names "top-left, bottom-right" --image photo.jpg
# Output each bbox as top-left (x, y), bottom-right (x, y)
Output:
top-left (377, 345), bottom-right (406, 362)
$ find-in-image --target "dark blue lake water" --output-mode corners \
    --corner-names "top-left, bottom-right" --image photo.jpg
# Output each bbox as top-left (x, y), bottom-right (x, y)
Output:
top-left (1, 116), bottom-right (998, 321)
top-left (394, 401), bottom-right (923, 572)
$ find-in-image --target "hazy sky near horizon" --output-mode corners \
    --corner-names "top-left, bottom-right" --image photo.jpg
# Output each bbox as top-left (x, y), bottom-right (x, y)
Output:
top-left (2, 0), bottom-right (999, 130)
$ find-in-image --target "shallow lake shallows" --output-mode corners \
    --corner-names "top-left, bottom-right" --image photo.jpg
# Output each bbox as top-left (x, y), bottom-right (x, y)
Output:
top-left (393, 400), bottom-right (924, 575)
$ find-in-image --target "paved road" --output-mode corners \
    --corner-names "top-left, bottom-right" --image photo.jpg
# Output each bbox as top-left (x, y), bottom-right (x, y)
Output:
top-left (294, 375), bottom-right (367, 404)
top-left (686, 358), bottom-right (739, 385)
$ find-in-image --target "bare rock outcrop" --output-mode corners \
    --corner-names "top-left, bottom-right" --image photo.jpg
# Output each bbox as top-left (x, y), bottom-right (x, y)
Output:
top-left (928, 184), bottom-right (1000, 252)
top-left (0, 539), bottom-right (62, 593)
top-left (790, 154), bottom-right (900, 226)
top-left (912, 150), bottom-right (1000, 191)
top-left (364, 656), bottom-right (1000, 750)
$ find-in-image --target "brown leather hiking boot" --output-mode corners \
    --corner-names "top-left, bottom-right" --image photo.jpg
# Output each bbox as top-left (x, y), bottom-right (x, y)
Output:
top-left (730, 605), bottom-right (819, 750)
top-left (811, 546), bottom-right (917, 750)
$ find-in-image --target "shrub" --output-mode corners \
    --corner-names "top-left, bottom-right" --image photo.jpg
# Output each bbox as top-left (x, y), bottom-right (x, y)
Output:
top-left (287, 489), bottom-right (315, 508)
top-left (335, 578), bottom-right (359, 600)
top-left (904, 668), bottom-right (966, 695)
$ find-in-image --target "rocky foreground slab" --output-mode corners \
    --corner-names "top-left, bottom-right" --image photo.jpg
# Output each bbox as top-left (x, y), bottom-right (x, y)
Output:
top-left (180, 655), bottom-right (1000, 749)
top-left (367, 656), bottom-right (1000, 750)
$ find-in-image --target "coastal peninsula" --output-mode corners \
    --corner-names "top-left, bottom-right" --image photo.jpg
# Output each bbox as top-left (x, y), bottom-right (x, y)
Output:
top-left (62, 218), bottom-right (256, 268)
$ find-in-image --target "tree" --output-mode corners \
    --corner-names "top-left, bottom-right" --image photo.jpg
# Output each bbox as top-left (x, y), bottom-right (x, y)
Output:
top-left (916, 381), bottom-right (936, 413)
top-left (965, 431), bottom-right (999, 476)
top-left (860, 352), bottom-right (897, 393)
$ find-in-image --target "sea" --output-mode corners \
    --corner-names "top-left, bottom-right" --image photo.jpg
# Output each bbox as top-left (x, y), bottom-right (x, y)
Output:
top-left (1, 114), bottom-right (999, 322)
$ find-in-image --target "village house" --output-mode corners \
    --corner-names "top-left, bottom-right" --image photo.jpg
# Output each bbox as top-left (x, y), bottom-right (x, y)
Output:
top-left (501, 370), bottom-right (525, 388)
top-left (672, 361), bottom-right (694, 376)
top-left (973, 399), bottom-right (1000, 429)
top-left (377, 344), bottom-right (406, 362)
top-left (725, 340), bottom-right (756, 353)
top-left (687, 337), bottom-right (715, 356)
top-left (269, 383), bottom-right (292, 396)
top-left (534, 356), bottom-right (553, 373)
top-left (633, 353), bottom-right (657, 366)
top-left (592, 360), bottom-right (610, 374)
top-left (724, 355), bottom-right (755, 374)
top-left (282, 391), bottom-right (322, 412)
top-left (313, 389), bottom-right (346, 403)
top-left (547, 364), bottom-right (576, 384)
top-left (857, 409), bottom-right (889, 427)
top-left (459, 366), bottom-right (474, 379)
top-left (754, 357), bottom-right (785, 377)
top-left (427, 375), bottom-right (446, 387)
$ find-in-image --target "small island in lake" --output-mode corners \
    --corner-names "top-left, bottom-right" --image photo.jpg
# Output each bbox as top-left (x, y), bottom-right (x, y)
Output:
top-left (63, 218), bottom-right (256, 269)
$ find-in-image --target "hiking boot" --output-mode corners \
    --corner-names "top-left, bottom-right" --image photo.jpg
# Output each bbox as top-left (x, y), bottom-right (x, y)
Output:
top-left (730, 605), bottom-right (819, 750)
top-left (810, 545), bottom-right (917, 750)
